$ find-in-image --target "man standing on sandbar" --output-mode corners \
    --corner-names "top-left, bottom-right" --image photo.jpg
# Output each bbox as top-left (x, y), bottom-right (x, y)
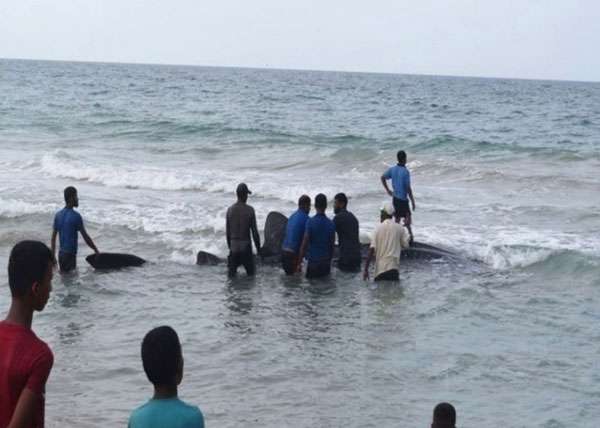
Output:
top-left (226, 183), bottom-right (261, 277)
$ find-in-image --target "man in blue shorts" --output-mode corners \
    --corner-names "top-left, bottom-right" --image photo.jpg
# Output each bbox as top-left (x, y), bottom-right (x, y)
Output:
top-left (281, 195), bottom-right (311, 275)
top-left (381, 150), bottom-right (416, 242)
top-left (51, 186), bottom-right (99, 273)
top-left (296, 194), bottom-right (335, 279)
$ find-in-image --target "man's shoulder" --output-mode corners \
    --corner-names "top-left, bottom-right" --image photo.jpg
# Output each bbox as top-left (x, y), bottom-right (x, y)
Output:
top-left (177, 399), bottom-right (204, 418)
top-left (0, 323), bottom-right (53, 362)
top-left (346, 210), bottom-right (358, 222)
top-left (27, 330), bottom-right (53, 363)
top-left (130, 399), bottom-right (203, 427)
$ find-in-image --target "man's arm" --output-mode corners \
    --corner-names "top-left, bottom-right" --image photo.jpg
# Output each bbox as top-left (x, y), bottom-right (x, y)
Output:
top-left (407, 185), bottom-right (416, 211)
top-left (7, 388), bottom-right (40, 428)
top-left (329, 228), bottom-right (335, 261)
top-left (9, 351), bottom-right (53, 428)
top-left (50, 229), bottom-right (58, 265)
top-left (380, 175), bottom-right (393, 197)
top-left (363, 247), bottom-right (375, 281)
top-left (80, 226), bottom-right (99, 254)
top-left (225, 210), bottom-right (231, 250)
top-left (295, 233), bottom-right (309, 273)
top-left (250, 211), bottom-right (261, 254)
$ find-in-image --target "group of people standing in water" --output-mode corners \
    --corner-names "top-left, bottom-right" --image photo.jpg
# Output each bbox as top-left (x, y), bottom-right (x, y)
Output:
top-left (227, 150), bottom-right (416, 282)
top-left (0, 150), bottom-right (462, 427)
top-left (39, 149), bottom-right (416, 282)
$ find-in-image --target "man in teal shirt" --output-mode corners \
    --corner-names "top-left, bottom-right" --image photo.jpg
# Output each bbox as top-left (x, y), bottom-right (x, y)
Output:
top-left (128, 326), bottom-right (204, 428)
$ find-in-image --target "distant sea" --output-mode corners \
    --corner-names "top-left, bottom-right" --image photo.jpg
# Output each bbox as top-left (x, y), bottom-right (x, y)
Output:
top-left (1, 59), bottom-right (599, 427)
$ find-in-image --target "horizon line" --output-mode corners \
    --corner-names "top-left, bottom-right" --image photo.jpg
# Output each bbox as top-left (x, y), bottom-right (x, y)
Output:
top-left (2, 56), bottom-right (599, 85)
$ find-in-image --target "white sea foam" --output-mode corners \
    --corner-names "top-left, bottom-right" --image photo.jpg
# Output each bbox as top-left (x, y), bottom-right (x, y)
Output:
top-left (415, 225), bottom-right (600, 270)
top-left (0, 197), bottom-right (58, 218)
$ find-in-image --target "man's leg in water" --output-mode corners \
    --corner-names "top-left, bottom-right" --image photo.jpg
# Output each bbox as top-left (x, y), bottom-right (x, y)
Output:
top-left (242, 246), bottom-right (255, 276)
top-left (228, 253), bottom-right (239, 277)
top-left (404, 212), bottom-right (414, 244)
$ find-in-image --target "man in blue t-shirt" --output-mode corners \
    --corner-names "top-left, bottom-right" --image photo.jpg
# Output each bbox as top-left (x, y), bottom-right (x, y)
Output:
top-left (281, 195), bottom-right (311, 275)
top-left (296, 193), bottom-right (335, 279)
top-left (51, 186), bottom-right (99, 273)
top-left (381, 150), bottom-right (416, 242)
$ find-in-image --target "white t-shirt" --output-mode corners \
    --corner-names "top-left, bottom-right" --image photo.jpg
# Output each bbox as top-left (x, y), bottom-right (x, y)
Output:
top-left (370, 219), bottom-right (410, 277)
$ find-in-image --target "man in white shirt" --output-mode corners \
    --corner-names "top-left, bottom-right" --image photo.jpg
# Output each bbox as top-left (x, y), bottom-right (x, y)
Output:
top-left (363, 203), bottom-right (411, 281)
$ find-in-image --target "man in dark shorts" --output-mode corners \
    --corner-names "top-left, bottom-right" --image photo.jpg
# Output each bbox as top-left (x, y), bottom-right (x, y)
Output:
top-left (281, 195), bottom-right (311, 275)
top-left (226, 183), bottom-right (261, 277)
top-left (333, 193), bottom-right (362, 272)
top-left (381, 150), bottom-right (416, 242)
top-left (296, 193), bottom-right (335, 279)
top-left (51, 186), bottom-right (99, 273)
top-left (0, 241), bottom-right (54, 428)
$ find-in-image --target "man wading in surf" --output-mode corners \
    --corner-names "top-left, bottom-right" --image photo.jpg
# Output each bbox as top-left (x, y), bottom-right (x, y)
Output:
top-left (381, 150), bottom-right (416, 243)
top-left (226, 183), bottom-right (261, 277)
top-left (51, 186), bottom-right (99, 273)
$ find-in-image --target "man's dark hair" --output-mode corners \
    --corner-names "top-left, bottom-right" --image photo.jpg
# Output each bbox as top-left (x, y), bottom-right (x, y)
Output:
top-left (8, 240), bottom-right (53, 298)
top-left (397, 150), bottom-right (407, 164)
top-left (432, 402), bottom-right (456, 428)
top-left (298, 195), bottom-right (311, 207)
top-left (334, 192), bottom-right (348, 207)
top-left (64, 186), bottom-right (77, 204)
top-left (314, 193), bottom-right (327, 210)
top-left (141, 326), bottom-right (182, 386)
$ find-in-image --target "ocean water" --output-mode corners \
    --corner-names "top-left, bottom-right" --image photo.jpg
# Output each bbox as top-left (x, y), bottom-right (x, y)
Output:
top-left (0, 58), bottom-right (599, 427)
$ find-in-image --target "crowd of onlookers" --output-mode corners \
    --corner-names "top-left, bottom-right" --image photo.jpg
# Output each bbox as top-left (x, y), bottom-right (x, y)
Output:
top-left (1, 240), bottom-right (457, 427)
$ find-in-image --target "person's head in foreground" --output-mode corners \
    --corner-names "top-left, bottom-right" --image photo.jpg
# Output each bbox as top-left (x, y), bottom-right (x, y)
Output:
top-left (130, 326), bottom-right (205, 427)
top-left (142, 326), bottom-right (184, 397)
top-left (236, 183), bottom-right (251, 203)
top-left (8, 240), bottom-right (54, 313)
top-left (380, 202), bottom-right (394, 222)
top-left (333, 192), bottom-right (348, 215)
top-left (64, 185), bottom-right (79, 208)
top-left (397, 150), bottom-right (407, 166)
top-left (298, 194), bottom-right (311, 214)
top-left (431, 402), bottom-right (456, 428)
top-left (314, 193), bottom-right (327, 213)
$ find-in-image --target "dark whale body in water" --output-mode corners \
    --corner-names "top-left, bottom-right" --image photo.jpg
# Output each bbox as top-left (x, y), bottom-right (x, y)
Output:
top-left (86, 253), bottom-right (146, 269)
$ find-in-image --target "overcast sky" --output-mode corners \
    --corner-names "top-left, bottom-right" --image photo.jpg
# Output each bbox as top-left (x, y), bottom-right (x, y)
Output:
top-left (1, 0), bottom-right (599, 81)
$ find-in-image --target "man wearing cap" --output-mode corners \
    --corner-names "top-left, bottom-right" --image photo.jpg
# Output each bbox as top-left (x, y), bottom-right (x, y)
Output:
top-left (363, 203), bottom-right (410, 281)
top-left (226, 183), bottom-right (261, 277)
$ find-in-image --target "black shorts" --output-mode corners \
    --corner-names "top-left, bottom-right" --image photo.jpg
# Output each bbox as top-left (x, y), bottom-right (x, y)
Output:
top-left (374, 269), bottom-right (399, 281)
top-left (306, 260), bottom-right (331, 279)
top-left (59, 252), bottom-right (76, 273)
top-left (337, 257), bottom-right (361, 272)
top-left (228, 247), bottom-right (255, 277)
top-left (393, 197), bottom-right (411, 219)
top-left (281, 250), bottom-right (297, 276)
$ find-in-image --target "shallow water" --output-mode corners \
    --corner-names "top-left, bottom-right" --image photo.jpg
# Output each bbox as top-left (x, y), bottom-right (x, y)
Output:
top-left (0, 59), bottom-right (599, 427)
